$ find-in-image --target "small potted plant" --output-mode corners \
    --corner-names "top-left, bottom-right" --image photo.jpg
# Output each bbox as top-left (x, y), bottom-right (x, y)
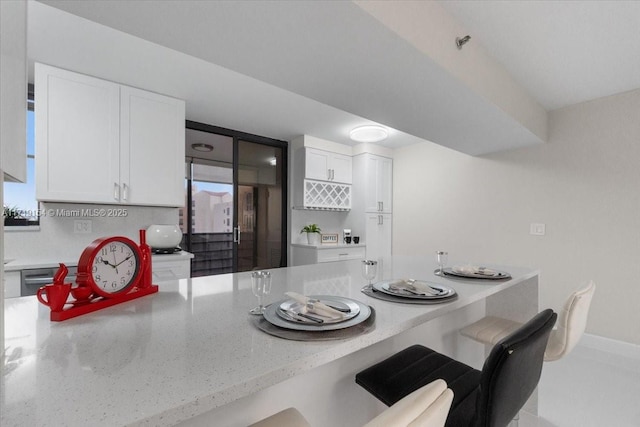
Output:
top-left (300, 223), bottom-right (321, 246)
top-left (4, 205), bottom-right (28, 226)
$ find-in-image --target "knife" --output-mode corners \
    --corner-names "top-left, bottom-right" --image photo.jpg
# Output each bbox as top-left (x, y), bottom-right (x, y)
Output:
top-left (281, 308), bottom-right (324, 323)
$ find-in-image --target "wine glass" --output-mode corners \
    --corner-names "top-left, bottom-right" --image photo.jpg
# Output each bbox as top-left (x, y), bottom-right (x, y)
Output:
top-left (249, 271), bottom-right (271, 315)
top-left (361, 260), bottom-right (378, 291)
top-left (436, 251), bottom-right (448, 276)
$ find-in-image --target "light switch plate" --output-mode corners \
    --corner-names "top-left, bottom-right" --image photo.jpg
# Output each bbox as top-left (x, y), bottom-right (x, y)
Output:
top-left (74, 219), bottom-right (92, 234)
top-left (530, 223), bottom-right (545, 236)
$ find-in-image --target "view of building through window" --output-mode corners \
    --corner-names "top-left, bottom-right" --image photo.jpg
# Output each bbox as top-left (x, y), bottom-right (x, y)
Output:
top-left (179, 180), bottom-right (233, 234)
top-left (4, 109), bottom-right (39, 224)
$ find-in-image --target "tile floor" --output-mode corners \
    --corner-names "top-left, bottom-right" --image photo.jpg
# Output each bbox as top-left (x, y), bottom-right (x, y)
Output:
top-left (520, 343), bottom-right (640, 427)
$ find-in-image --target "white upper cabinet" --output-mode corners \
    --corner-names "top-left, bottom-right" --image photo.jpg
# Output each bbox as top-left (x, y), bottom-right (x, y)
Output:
top-left (35, 64), bottom-right (120, 204)
top-left (358, 153), bottom-right (392, 213)
top-left (1, 0), bottom-right (27, 183)
top-left (120, 86), bottom-right (185, 206)
top-left (303, 147), bottom-right (352, 184)
top-left (35, 64), bottom-right (185, 207)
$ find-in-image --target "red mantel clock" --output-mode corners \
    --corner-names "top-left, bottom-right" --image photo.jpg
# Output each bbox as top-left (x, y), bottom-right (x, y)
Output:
top-left (77, 236), bottom-right (143, 298)
top-left (45, 230), bottom-right (158, 321)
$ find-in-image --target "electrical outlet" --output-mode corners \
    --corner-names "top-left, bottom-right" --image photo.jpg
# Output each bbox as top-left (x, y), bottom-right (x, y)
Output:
top-left (74, 219), bottom-right (92, 234)
top-left (529, 223), bottom-right (545, 236)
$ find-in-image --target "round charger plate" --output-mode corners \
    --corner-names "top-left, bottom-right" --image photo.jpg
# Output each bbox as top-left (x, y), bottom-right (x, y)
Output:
top-left (440, 267), bottom-right (511, 280)
top-left (263, 295), bottom-right (371, 331)
top-left (277, 297), bottom-right (360, 325)
top-left (252, 308), bottom-right (376, 341)
top-left (362, 286), bottom-right (458, 305)
top-left (373, 280), bottom-right (456, 300)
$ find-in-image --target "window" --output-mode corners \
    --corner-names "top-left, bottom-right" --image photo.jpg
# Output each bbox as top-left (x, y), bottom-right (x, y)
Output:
top-left (4, 85), bottom-right (39, 227)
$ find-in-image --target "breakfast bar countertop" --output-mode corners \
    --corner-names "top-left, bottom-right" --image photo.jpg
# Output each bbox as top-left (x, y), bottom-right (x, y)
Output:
top-left (3, 250), bottom-right (194, 272)
top-left (1, 257), bottom-right (538, 427)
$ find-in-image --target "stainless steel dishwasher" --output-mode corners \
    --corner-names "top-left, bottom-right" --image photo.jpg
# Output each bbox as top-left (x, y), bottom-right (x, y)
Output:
top-left (20, 265), bottom-right (77, 296)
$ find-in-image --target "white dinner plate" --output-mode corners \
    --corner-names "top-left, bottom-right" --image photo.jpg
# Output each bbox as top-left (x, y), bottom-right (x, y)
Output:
top-left (277, 297), bottom-right (360, 324)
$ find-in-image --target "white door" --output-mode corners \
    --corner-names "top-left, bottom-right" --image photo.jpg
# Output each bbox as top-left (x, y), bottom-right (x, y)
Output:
top-left (121, 86), bottom-right (185, 206)
top-left (35, 63), bottom-right (120, 203)
top-left (365, 213), bottom-right (392, 260)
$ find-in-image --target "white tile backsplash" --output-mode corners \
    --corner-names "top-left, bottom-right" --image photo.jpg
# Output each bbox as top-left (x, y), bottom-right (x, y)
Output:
top-left (291, 209), bottom-right (354, 245)
top-left (4, 202), bottom-right (178, 263)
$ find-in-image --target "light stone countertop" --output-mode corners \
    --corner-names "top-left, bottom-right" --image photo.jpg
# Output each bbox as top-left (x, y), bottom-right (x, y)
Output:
top-left (1, 257), bottom-right (537, 427)
top-left (3, 250), bottom-right (194, 272)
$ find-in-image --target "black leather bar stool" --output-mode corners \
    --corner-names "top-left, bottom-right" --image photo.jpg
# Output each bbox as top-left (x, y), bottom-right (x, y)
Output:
top-left (356, 309), bottom-right (557, 427)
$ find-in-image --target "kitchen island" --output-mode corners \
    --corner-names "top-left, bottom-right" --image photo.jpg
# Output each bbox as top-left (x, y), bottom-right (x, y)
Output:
top-left (1, 257), bottom-right (538, 426)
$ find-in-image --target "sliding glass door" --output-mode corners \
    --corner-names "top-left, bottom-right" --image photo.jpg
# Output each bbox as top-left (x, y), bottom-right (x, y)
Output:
top-left (236, 140), bottom-right (284, 272)
top-left (182, 122), bottom-right (287, 276)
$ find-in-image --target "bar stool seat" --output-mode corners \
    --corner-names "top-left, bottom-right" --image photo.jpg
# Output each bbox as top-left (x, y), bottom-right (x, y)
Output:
top-left (460, 281), bottom-right (595, 361)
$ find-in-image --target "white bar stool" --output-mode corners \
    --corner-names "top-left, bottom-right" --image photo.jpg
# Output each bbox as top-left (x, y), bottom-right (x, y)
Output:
top-left (461, 281), bottom-right (595, 361)
top-left (248, 379), bottom-right (453, 427)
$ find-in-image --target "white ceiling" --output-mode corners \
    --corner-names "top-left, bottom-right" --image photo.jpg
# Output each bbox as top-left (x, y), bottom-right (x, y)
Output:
top-left (35, 1), bottom-right (640, 154)
top-left (439, 0), bottom-right (640, 111)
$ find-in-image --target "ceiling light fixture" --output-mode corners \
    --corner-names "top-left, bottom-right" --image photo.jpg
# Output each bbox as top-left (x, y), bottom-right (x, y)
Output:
top-left (269, 157), bottom-right (277, 166)
top-left (456, 35), bottom-right (471, 50)
top-left (191, 143), bottom-right (214, 152)
top-left (349, 125), bottom-right (388, 143)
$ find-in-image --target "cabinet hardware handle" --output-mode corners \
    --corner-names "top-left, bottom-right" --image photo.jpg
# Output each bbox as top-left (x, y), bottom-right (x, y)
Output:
top-left (114, 183), bottom-right (120, 201)
top-left (380, 201), bottom-right (384, 211)
top-left (233, 226), bottom-right (241, 244)
top-left (331, 169), bottom-right (335, 180)
top-left (378, 215), bottom-right (382, 225)
top-left (122, 183), bottom-right (128, 201)
top-left (327, 169), bottom-right (331, 180)
top-left (339, 253), bottom-right (348, 256)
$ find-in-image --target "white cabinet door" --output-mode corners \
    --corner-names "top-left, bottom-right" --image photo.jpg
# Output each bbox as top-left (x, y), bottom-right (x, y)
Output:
top-left (363, 154), bottom-right (392, 213)
top-left (120, 86), bottom-right (185, 207)
top-left (365, 213), bottom-right (392, 260)
top-left (304, 148), bottom-right (352, 184)
top-left (36, 63), bottom-right (120, 204)
top-left (151, 257), bottom-right (190, 281)
top-left (1, 0), bottom-right (27, 183)
top-left (305, 148), bottom-right (331, 181)
top-left (330, 152), bottom-right (352, 184)
top-left (4, 271), bottom-right (21, 298)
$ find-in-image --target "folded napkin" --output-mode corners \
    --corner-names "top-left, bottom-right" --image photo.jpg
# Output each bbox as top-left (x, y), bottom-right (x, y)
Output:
top-left (284, 292), bottom-right (345, 320)
top-left (452, 265), bottom-right (500, 276)
top-left (389, 279), bottom-right (443, 295)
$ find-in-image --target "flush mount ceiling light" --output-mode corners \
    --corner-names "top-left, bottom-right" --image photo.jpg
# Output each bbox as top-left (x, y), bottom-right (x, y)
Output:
top-left (269, 157), bottom-right (277, 166)
top-left (191, 143), bottom-right (214, 152)
top-left (349, 125), bottom-right (388, 143)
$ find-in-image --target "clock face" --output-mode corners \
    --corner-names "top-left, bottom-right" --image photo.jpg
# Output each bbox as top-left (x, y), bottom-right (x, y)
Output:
top-left (91, 240), bottom-right (140, 295)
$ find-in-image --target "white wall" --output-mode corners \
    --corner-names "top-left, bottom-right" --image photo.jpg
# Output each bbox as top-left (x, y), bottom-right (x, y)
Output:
top-left (393, 88), bottom-right (640, 345)
top-left (4, 202), bottom-right (177, 262)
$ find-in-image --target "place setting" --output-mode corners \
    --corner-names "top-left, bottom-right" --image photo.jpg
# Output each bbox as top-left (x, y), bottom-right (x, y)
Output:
top-left (360, 259), bottom-right (458, 305)
top-left (248, 271), bottom-right (375, 341)
top-left (434, 250), bottom-right (511, 281)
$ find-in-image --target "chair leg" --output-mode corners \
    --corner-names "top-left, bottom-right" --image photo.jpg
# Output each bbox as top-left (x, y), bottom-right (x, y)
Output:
top-left (508, 412), bottom-right (520, 427)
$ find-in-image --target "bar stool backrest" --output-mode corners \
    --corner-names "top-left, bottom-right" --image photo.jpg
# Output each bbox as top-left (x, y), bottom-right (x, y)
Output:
top-left (475, 309), bottom-right (557, 427)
